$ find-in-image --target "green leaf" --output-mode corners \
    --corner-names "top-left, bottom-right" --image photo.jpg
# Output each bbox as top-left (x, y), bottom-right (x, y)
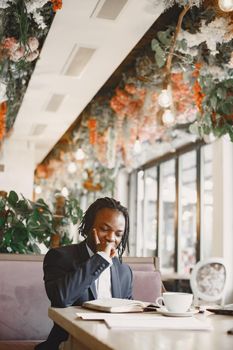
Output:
top-left (0, 217), bottom-right (6, 228)
top-left (216, 87), bottom-right (226, 99)
top-left (189, 122), bottom-right (199, 135)
top-left (210, 95), bottom-right (217, 110)
top-left (30, 242), bottom-right (41, 254)
top-left (17, 199), bottom-right (30, 211)
top-left (226, 125), bottom-right (233, 142)
top-left (157, 30), bottom-right (172, 46)
top-left (3, 229), bottom-right (13, 245)
top-left (224, 79), bottom-right (233, 88)
top-left (0, 198), bottom-right (6, 210)
top-left (176, 39), bottom-right (187, 51)
top-left (155, 48), bottom-right (166, 68)
top-left (7, 191), bottom-right (18, 205)
top-left (221, 101), bottom-right (233, 115)
top-left (151, 38), bottom-right (160, 51)
top-left (203, 112), bottom-right (213, 127)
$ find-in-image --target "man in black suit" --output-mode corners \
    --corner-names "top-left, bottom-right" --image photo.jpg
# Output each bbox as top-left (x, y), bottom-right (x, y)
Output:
top-left (35, 197), bottom-right (132, 350)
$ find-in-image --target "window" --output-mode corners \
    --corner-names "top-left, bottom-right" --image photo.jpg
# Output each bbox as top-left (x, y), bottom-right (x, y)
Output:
top-left (128, 143), bottom-right (213, 275)
top-left (160, 159), bottom-right (176, 273)
top-left (179, 151), bottom-right (197, 273)
top-left (201, 144), bottom-right (213, 259)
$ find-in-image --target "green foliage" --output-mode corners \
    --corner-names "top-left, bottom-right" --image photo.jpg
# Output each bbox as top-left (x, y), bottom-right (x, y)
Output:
top-left (193, 76), bottom-right (233, 140)
top-left (151, 28), bottom-right (174, 69)
top-left (151, 4), bottom-right (233, 142)
top-left (65, 198), bottom-right (83, 225)
top-left (0, 191), bottom-right (83, 254)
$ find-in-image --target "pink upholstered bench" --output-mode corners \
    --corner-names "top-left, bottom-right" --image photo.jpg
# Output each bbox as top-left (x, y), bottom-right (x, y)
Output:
top-left (123, 256), bottom-right (162, 302)
top-left (0, 254), bottom-right (52, 349)
top-left (0, 254), bottom-right (162, 350)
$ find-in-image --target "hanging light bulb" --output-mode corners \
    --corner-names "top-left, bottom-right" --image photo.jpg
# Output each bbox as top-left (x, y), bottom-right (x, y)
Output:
top-left (158, 88), bottom-right (172, 108)
top-left (134, 137), bottom-right (141, 154)
top-left (61, 186), bottom-right (69, 197)
top-left (162, 109), bottom-right (175, 125)
top-left (35, 185), bottom-right (42, 194)
top-left (75, 147), bottom-right (85, 161)
top-left (218, 0), bottom-right (233, 12)
top-left (67, 161), bottom-right (77, 174)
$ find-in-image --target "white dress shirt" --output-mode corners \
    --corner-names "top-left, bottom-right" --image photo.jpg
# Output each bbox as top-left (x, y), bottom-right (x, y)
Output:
top-left (86, 244), bottom-right (112, 299)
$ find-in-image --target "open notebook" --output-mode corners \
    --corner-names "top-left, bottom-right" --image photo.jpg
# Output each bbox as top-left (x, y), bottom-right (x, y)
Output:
top-left (82, 298), bottom-right (150, 313)
top-left (206, 304), bottom-right (233, 316)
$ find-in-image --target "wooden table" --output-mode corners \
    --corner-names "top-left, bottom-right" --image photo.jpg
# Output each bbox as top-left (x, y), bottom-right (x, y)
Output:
top-left (48, 306), bottom-right (233, 350)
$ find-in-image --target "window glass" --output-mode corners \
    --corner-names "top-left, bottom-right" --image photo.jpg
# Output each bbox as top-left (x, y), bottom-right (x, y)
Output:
top-left (128, 144), bottom-right (214, 275)
top-left (128, 172), bottom-right (137, 256)
top-left (179, 151), bottom-right (197, 273)
top-left (136, 170), bottom-right (144, 256)
top-left (202, 144), bottom-right (213, 259)
top-left (160, 159), bottom-right (176, 273)
top-left (143, 167), bottom-right (157, 256)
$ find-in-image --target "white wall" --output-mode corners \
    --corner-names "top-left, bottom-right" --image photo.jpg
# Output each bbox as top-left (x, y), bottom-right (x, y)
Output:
top-left (114, 168), bottom-right (129, 207)
top-left (212, 136), bottom-right (233, 303)
top-left (0, 139), bottom-right (35, 199)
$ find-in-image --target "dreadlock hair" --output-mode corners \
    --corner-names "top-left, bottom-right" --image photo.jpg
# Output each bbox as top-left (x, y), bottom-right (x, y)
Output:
top-left (78, 197), bottom-right (129, 259)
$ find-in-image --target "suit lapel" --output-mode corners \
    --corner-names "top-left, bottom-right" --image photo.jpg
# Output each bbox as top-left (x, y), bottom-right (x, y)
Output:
top-left (77, 240), bottom-right (97, 299)
top-left (111, 260), bottom-right (121, 298)
top-left (77, 242), bottom-right (121, 299)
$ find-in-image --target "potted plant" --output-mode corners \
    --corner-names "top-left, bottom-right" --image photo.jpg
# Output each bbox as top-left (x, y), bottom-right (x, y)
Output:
top-left (0, 190), bottom-right (83, 254)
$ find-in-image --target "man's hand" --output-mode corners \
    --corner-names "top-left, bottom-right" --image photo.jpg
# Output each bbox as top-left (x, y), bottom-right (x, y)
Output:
top-left (93, 228), bottom-right (116, 258)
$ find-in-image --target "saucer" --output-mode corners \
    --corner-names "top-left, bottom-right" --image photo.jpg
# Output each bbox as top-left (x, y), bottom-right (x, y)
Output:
top-left (157, 308), bottom-right (197, 317)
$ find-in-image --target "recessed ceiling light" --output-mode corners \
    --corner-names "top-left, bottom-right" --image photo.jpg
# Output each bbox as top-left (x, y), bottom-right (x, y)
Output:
top-left (62, 45), bottom-right (96, 77)
top-left (29, 124), bottom-right (47, 136)
top-left (90, 0), bottom-right (128, 20)
top-left (46, 94), bottom-right (65, 112)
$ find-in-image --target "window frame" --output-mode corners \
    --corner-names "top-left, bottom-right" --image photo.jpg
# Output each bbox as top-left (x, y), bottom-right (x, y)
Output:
top-left (128, 140), bottom-right (212, 274)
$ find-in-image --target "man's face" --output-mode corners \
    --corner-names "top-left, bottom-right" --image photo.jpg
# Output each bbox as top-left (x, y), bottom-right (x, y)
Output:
top-left (90, 208), bottom-right (125, 252)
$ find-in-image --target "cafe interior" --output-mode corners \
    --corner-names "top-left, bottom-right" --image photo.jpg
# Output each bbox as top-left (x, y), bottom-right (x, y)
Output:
top-left (0, 0), bottom-right (233, 349)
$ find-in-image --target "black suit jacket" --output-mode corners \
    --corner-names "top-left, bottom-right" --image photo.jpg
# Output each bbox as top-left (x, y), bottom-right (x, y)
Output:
top-left (38, 240), bottom-right (132, 349)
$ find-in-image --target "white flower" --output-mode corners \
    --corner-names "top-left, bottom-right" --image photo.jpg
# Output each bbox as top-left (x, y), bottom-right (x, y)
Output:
top-left (0, 82), bottom-right (7, 103)
top-left (25, 0), bottom-right (49, 13)
top-left (0, 0), bottom-right (11, 9)
top-left (32, 11), bottom-right (47, 30)
top-left (164, 0), bottom-right (203, 9)
top-left (228, 52), bottom-right (233, 69)
top-left (202, 66), bottom-right (228, 81)
top-left (179, 18), bottom-right (231, 52)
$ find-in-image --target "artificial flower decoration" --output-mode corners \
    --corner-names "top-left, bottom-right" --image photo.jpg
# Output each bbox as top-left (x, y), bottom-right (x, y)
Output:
top-left (34, 1), bottom-right (233, 203)
top-left (0, 0), bottom-right (62, 144)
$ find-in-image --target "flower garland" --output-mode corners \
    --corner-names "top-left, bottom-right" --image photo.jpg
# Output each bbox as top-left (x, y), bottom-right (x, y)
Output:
top-left (34, 1), bottom-right (233, 202)
top-left (151, 3), bottom-right (233, 140)
top-left (0, 0), bottom-right (62, 142)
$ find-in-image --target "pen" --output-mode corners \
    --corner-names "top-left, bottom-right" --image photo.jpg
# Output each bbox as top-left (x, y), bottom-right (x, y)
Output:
top-left (227, 327), bottom-right (233, 335)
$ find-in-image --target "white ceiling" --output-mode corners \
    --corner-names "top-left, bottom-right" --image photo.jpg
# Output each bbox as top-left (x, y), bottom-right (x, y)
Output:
top-left (11, 0), bottom-right (164, 164)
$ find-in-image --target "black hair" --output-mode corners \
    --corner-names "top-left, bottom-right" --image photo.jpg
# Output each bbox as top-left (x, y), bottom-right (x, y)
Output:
top-left (78, 197), bottom-right (129, 259)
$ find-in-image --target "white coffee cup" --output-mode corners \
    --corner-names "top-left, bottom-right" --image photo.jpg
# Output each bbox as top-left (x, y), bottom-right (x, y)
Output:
top-left (156, 292), bottom-right (193, 313)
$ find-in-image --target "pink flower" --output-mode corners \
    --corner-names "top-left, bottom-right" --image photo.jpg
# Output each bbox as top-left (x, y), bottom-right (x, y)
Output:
top-left (9, 47), bottom-right (25, 62)
top-left (27, 37), bottom-right (39, 52)
top-left (25, 49), bottom-right (39, 62)
top-left (3, 37), bottom-right (19, 52)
